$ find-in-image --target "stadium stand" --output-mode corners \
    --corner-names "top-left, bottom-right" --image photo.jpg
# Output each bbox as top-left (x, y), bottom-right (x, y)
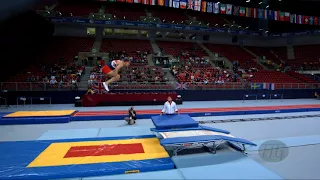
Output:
top-left (55, 1), bottom-right (101, 17)
top-left (246, 46), bottom-right (283, 65)
top-left (291, 45), bottom-right (320, 70)
top-left (105, 3), bottom-right (146, 21)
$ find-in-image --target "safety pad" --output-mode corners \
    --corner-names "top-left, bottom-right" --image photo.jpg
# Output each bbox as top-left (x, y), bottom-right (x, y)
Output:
top-left (160, 135), bottom-right (257, 146)
top-left (4, 110), bottom-right (76, 118)
top-left (151, 115), bottom-right (198, 130)
top-left (151, 126), bottom-right (230, 134)
top-left (0, 116), bottom-right (70, 125)
top-left (98, 127), bottom-right (154, 137)
top-left (0, 136), bottom-right (174, 180)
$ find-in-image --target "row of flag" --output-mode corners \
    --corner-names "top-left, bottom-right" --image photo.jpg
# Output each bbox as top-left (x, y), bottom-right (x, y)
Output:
top-left (106, 0), bottom-right (320, 26)
top-left (251, 83), bottom-right (276, 90)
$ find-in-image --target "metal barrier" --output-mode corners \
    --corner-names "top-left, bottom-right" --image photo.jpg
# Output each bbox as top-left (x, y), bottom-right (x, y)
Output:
top-left (0, 82), bottom-right (320, 91)
top-left (16, 97), bottom-right (52, 107)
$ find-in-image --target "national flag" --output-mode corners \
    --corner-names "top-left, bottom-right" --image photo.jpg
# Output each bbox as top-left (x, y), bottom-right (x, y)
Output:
top-left (309, 16), bottom-right (314, 25)
top-left (194, 0), bottom-right (201, 11)
top-left (157, 0), bottom-right (164, 6)
top-left (206, 2), bottom-right (213, 13)
top-left (92, 83), bottom-right (108, 94)
top-left (290, 14), bottom-right (296, 23)
top-left (226, 4), bottom-right (232, 15)
top-left (245, 7), bottom-right (251, 17)
top-left (201, 1), bottom-right (206, 12)
top-left (252, 8), bottom-right (258, 18)
top-left (258, 9), bottom-right (264, 19)
top-left (108, 0), bottom-right (116, 2)
top-left (304, 16), bottom-right (309, 24)
top-left (274, 11), bottom-right (279, 21)
top-left (233, 6), bottom-right (239, 15)
top-left (280, 12), bottom-right (285, 21)
top-left (220, 4), bottom-right (226, 14)
top-left (179, 0), bottom-right (187, 8)
top-left (314, 16), bottom-right (318, 25)
top-left (173, 0), bottom-right (179, 8)
top-left (284, 12), bottom-right (290, 21)
top-left (134, 0), bottom-right (141, 3)
top-left (149, 0), bottom-right (156, 5)
top-left (187, 0), bottom-right (193, 9)
top-left (126, 0), bottom-right (133, 3)
top-left (263, 9), bottom-right (268, 19)
top-left (176, 82), bottom-right (187, 90)
top-left (117, 0), bottom-right (125, 2)
top-left (263, 83), bottom-right (275, 90)
top-left (143, 0), bottom-right (149, 4)
top-left (213, 3), bottom-right (219, 14)
top-left (297, 15), bottom-right (303, 24)
top-left (268, 10), bottom-right (274, 20)
top-left (250, 83), bottom-right (263, 90)
top-left (239, 7), bottom-right (245, 16)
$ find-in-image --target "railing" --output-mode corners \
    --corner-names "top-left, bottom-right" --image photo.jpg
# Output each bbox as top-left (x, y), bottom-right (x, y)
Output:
top-left (0, 82), bottom-right (319, 91)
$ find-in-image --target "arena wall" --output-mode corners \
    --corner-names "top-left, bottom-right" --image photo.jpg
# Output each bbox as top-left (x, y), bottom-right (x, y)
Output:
top-left (5, 89), bottom-right (319, 105)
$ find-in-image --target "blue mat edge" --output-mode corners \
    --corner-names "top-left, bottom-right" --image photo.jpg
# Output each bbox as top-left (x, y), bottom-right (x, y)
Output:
top-left (72, 107), bottom-right (320, 121)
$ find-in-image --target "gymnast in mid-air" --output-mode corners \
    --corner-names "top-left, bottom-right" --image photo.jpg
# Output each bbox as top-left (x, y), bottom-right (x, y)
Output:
top-left (101, 58), bottom-right (130, 91)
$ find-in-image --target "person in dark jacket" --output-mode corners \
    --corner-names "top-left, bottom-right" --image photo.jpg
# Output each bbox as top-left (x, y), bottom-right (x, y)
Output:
top-left (124, 106), bottom-right (136, 125)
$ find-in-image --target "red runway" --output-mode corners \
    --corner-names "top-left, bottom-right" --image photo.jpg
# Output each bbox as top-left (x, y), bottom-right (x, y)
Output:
top-left (74, 104), bottom-right (320, 116)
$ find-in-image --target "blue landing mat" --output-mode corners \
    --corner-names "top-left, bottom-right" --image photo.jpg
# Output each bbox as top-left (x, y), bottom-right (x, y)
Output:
top-left (37, 128), bottom-right (101, 140)
top-left (0, 136), bottom-right (174, 180)
top-left (151, 115), bottom-right (199, 129)
top-left (0, 116), bottom-right (71, 125)
top-left (72, 107), bottom-right (320, 121)
top-left (172, 151), bottom-right (283, 179)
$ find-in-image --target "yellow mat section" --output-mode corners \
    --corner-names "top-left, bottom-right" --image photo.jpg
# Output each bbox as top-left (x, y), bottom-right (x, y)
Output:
top-left (28, 138), bottom-right (169, 167)
top-left (4, 110), bottom-right (76, 117)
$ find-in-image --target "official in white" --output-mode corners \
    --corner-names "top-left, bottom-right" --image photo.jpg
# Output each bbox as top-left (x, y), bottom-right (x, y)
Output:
top-left (161, 96), bottom-right (178, 115)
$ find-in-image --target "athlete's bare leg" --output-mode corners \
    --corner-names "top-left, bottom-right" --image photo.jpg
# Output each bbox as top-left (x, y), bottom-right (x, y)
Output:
top-left (102, 71), bottom-right (120, 91)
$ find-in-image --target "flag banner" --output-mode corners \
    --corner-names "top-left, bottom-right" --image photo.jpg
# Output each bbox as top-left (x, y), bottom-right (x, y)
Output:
top-left (309, 16), bottom-right (314, 25)
top-left (297, 15), bottom-right (303, 24)
top-left (143, 0), bottom-right (149, 4)
top-left (245, 7), bottom-right (251, 17)
top-left (173, 0), bottom-right (179, 8)
top-left (304, 16), bottom-right (309, 24)
top-left (268, 10), bottom-right (274, 20)
top-left (314, 16), bottom-right (318, 25)
top-left (290, 14), bottom-right (296, 23)
top-left (233, 6), bottom-right (239, 15)
top-left (92, 83), bottom-right (108, 94)
top-left (284, 12), bottom-right (290, 21)
top-left (134, 0), bottom-right (141, 3)
top-left (280, 12), bottom-right (285, 21)
top-left (187, 0), bottom-right (193, 9)
top-left (220, 4), bottom-right (226, 14)
top-left (226, 4), bottom-right (232, 15)
top-left (108, 0), bottom-right (116, 2)
top-left (213, 3), bottom-right (219, 14)
top-left (263, 83), bottom-right (275, 90)
top-left (201, 1), bottom-right (206, 12)
top-left (263, 9), bottom-right (268, 19)
top-left (179, 0), bottom-right (186, 8)
top-left (250, 83), bottom-right (263, 90)
top-left (157, 0), bottom-right (164, 6)
top-left (239, 7), bottom-right (245, 16)
top-left (274, 11), bottom-right (279, 21)
top-left (253, 8), bottom-right (258, 18)
top-left (206, 2), bottom-right (213, 13)
top-left (176, 82), bottom-right (187, 90)
top-left (258, 9), bottom-right (264, 19)
top-left (126, 0), bottom-right (133, 3)
top-left (194, 0), bottom-right (201, 11)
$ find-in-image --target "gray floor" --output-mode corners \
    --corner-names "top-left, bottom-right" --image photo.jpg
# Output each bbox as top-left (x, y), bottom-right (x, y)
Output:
top-left (248, 144), bottom-right (320, 179)
top-left (1, 99), bottom-right (319, 112)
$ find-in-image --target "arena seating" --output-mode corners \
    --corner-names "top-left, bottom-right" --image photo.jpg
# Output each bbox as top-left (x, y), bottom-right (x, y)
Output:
top-left (105, 3), bottom-right (146, 21)
top-left (55, 1), bottom-right (101, 17)
top-left (40, 37), bottom-right (95, 62)
top-left (246, 46), bottom-right (283, 65)
top-left (205, 44), bottom-right (263, 69)
top-left (287, 71), bottom-right (318, 83)
top-left (291, 45), bottom-right (320, 70)
top-left (251, 71), bottom-right (302, 83)
top-left (270, 47), bottom-right (288, 62)
top-left (186, 11), bottom-right (228, 27)
top-left (148, 7), bottom-right (189, 24)
top-left (157, 41), bottom-right (207, 57)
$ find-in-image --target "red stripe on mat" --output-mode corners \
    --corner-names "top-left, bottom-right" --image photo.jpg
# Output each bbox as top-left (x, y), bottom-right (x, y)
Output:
top-left (74, 104), bottom-right (320, 116)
